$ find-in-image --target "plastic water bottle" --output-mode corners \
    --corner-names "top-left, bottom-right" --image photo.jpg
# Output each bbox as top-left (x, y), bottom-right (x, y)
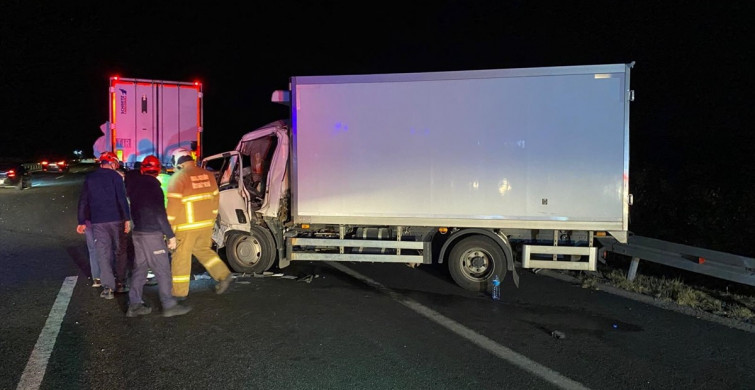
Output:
top-left (491, 275), bottom-right (501, 301)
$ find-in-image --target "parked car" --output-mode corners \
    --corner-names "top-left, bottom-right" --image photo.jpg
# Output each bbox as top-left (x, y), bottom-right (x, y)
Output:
top-left (40, 155), bottom-right (71, 173)
top-left (0, 161), bottom-right (32, 190)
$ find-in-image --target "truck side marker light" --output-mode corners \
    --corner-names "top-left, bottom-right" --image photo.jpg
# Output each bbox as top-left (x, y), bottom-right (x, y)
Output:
top-left (438, 227), bottom-right (448, 234)
top-left (301, 224), bottom-right (310, 229)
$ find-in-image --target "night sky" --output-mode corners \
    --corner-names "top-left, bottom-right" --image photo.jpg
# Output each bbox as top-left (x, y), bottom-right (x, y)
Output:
top-left (2, 1), bottom-right (753, 255)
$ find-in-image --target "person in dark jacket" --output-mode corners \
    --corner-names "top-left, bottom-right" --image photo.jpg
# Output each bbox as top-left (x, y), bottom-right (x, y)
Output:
top-left (124, 155), bottom-right (191, 317)
top-left (76, 152), bottom-right (131, 300)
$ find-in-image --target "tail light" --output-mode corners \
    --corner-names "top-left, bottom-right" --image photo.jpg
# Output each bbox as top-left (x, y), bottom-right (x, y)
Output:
top-left (58, 161), bottom-right (66, 166)
top-left (8, 170), bottom-right (16, 178)
top-left (41, 161), bottom-right (49, 166)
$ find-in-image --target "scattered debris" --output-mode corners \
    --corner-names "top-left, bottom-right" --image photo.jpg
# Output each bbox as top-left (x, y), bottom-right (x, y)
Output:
top-left (253, 272), bottom-right (284, 278)
top-left (297, 275), bottom-right (314, 283)
top-left (551, 330), bottom-right (566, 339)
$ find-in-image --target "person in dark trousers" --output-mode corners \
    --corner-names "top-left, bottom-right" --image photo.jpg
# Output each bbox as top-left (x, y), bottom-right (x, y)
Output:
top-left (125, 155), bottom-right (191, 317)
top-left (84, 219), bottom-right (101, 287)
top-left (76, 152), bottom-right (131, 300)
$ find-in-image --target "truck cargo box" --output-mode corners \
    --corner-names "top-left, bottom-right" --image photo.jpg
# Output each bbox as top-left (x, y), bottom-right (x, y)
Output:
top-left (289, 64), bottom-right (631, 233)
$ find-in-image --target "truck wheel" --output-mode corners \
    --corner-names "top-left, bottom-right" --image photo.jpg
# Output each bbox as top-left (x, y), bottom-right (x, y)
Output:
top-left (448, 236), bottom-right (507, 292)
top-left (225, 226), bottom-right (276, 273)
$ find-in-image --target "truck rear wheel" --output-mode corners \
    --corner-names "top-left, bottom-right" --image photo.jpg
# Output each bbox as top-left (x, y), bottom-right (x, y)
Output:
top-left (448, 236), bottom-right (506, 292)
top-left (225, 226), bottom-right (276, 273)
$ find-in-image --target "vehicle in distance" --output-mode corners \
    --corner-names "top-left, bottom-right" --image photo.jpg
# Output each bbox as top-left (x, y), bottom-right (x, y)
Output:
top-left (40, 155), bottom-right (71, 173)
top-left (0, 161), bottom-right (32, 190)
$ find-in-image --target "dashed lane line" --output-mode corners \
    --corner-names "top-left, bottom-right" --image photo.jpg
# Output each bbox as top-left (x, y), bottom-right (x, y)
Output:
top-left (16, 276), bottom-right (77, 390)
top-left (327, 262), bottom-right (591, 390)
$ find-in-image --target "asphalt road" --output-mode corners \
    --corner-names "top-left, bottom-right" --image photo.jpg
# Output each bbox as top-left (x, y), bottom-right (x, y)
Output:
top-left (1, 165), bottom-right (754, 390)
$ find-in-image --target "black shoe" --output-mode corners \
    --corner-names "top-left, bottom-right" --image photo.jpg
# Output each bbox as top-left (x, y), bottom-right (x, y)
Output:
top-left (163, 303), bottom-right (192, 318)
top-left (115, 283), bottom-right (130, 293)
top-left (215, 274), bottom-right (234, 295)
top-left (126, 303), bottom-right (152, 317)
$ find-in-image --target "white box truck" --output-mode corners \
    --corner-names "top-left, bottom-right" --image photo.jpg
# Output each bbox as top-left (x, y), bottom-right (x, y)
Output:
top-left (203, 63), bottom-right (634, 291)
top-left (102, 77), bottom-right (203, 169)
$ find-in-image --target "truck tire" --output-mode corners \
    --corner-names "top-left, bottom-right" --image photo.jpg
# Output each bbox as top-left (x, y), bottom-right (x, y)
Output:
top-left (448, 235), bottom-right (507, 293)
top-left (225, 226), bottom-right (276, 274)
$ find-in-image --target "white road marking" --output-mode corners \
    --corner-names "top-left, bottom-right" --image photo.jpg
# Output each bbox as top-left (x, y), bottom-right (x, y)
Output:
top-left (327, 262), bottom-right (591, 390)
top-left (16, 276), bottom-right (77, 390)
top-left (55, 175), bottom-right (64, 180)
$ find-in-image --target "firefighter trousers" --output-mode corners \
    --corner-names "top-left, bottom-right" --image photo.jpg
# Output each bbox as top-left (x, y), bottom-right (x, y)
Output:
top-left (171, 227), bottom-right (231, 297)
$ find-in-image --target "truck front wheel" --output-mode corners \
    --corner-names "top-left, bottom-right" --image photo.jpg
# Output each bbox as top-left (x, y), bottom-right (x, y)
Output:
top-left (448, 236), bottom-right (506, 292)
top-left (225, 226), bottom-right (276, 273)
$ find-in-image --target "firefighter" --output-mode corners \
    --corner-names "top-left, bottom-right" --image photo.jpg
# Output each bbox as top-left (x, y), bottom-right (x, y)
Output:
top-left (166, 148), bottom-right (233, 298)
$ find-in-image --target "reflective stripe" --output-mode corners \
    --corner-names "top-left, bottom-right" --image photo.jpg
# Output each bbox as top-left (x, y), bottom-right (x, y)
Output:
top-left (181, 193), bottom-right (216, 203)
top-left (167, 192), bottom-right (183, 199)
top-left (175, 220), bottom-right (215, 231)
top-left (212, 209), bottom-right (218, 214)
top-left (204, 256), bottom-right (222, 269)
top-left (173, 275), bottom-right (191, 283)
top-left (185, 203), bottom-right (194, 223)
top-left (167, 216), bottom-right (176, 221)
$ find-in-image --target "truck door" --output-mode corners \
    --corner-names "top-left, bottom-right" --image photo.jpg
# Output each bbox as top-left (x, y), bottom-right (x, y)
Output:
top-left (201, 151), bottom-right (251, 246)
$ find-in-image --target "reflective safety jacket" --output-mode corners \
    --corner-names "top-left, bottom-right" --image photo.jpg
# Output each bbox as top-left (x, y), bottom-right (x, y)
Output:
top-left (166, 163), bottom-right (219, 232)
top-left (156, 172), bottom-right (171, 207)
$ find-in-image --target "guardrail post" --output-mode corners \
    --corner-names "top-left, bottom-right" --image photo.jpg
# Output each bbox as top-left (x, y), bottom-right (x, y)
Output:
top-left (627, 256), bottom-right (640, 281)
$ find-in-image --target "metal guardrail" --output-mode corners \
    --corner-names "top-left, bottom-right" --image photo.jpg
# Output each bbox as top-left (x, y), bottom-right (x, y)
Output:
top-left (597, 235), bottom-right (755, 287)
top-left (22, 163), bottom-right (43, 172)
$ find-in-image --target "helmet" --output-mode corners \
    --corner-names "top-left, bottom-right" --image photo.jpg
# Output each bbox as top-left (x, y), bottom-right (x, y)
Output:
top-left (170, 147), bottom-right (193, 168)
top-left (140, 155), bottom-right (161, 176)
top-left (99, 151), bottom-right (120, 165)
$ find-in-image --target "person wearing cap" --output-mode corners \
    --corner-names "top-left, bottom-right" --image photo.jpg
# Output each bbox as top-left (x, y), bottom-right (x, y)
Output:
top-left (166, 148), bottom-right (234, 299)
top-left (124, 155), bottom-right (191, 317)
top-left (76, 152), bottom-right (131, 300)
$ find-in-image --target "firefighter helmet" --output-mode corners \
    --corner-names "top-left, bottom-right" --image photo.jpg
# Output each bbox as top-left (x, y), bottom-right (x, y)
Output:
top-left (99, 151), bottom-right (120, 165)
top-left (170, 147), bottom-right (193, 168)
top-left (140, 155), bottom-right (161, 176)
